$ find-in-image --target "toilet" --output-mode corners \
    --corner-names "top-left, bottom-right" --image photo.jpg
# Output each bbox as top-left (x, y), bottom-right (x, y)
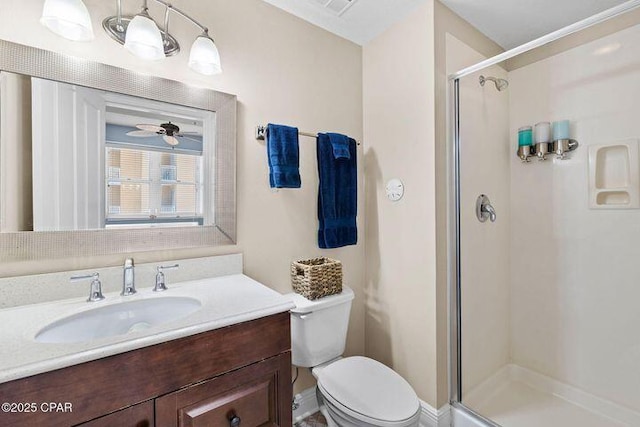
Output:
top-left (288, 286), bottom-right (421, 427)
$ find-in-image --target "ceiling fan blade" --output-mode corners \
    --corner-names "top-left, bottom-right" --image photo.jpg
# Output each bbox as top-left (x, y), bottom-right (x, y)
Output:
top-left (163, 135), bottom-right (180, 146)
top-left (137, 124), bottom-right (164, 133)
top-left (126, 130), bottom-right (157, 137)
top-left (178, 135), bottom-right (203, 143)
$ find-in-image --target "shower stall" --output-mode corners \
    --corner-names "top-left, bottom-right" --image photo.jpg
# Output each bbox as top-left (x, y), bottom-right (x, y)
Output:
top-left (449, 2), bottom-right (640, 426)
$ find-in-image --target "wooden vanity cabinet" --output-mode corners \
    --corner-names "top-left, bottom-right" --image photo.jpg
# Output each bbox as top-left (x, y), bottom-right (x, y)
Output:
top-left (76, 401), bottom-right (154, 427)
top-left (156, 352), bottom-right (290, 427)
top-left (0, 313), bottom-right (292, 427)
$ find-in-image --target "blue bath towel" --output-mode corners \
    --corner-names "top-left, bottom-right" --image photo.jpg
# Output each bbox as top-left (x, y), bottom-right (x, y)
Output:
top-left (267, 123), bottom-right (301, 188)
top-left (326, 133), bottom-right (351, 159)
top-left (317, 133), bottom-right (357, 248)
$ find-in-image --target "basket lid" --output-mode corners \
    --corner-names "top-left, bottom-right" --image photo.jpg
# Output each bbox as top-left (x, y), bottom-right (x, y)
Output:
top-left (287, 286), bottom-right (354, 314)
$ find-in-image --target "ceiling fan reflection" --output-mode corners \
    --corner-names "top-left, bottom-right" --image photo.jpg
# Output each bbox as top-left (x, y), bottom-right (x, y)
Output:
top-left (126, 122), bottom-right (201, 147)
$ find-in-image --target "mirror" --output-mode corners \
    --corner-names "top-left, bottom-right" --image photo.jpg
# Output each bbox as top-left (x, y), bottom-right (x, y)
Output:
top-left (0, 39), bottom-right (236, 261)
top-left (2, 72), bottom-right (216, 232)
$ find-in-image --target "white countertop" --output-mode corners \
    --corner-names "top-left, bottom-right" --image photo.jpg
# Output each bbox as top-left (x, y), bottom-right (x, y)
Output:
top-left (0, 274), bottom-right (294, 384)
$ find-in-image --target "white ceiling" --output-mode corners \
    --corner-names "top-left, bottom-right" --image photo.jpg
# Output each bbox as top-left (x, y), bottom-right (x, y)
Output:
top-left (439, 0), bottom-right (629, 49)
top-left (263, 0), bottom-right (630, 48)
top-left (261, 0), bottom-right (429, 45)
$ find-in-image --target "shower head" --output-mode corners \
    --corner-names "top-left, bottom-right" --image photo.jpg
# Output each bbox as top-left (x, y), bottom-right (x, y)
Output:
top-left (479, 75), bottom-right (509, 91)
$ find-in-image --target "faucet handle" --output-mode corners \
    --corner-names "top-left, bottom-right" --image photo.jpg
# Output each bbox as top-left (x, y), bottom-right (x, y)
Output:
top-left (122, 257), bottom-right (136, 296)
top-left (71, 273), bottom-right (105, 302)
top-left (154, 264), bottom-right (179, 292)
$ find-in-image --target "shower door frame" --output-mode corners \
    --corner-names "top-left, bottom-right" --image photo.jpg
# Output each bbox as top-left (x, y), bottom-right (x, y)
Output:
top-left (447, 1), bottom-right (640, 424)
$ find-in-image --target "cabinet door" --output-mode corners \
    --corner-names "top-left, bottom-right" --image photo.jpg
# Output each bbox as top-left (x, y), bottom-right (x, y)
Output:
top-left (156, 352), bottom-right (292, 427)
top-left (75, 400), bottom-right (153, 427)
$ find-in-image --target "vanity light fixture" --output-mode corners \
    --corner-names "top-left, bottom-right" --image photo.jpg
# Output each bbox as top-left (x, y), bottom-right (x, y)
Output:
top-left (102, 0), bottom-right (222, 74)
top-left (189, 34), bottom-right (222, 76)
top-left (123, 1), bottom-right (165, 61)
top-left (40, 0), bottom-right (94, 41)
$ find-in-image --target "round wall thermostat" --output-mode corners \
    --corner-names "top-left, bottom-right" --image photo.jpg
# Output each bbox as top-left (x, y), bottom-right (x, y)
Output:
top-left (385, 178), bottom-right (404, 201)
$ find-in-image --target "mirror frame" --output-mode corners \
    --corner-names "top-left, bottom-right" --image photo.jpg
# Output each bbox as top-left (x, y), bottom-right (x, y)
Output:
top-left (0, 39), bottom-right (236, 262)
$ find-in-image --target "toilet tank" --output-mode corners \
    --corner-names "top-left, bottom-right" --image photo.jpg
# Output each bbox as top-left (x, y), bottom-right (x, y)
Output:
top-left (287, 286), bottom-right (354, 367)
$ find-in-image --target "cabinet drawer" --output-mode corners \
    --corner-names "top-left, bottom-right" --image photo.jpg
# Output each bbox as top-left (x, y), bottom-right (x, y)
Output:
top-left (181, 379), bottom-right (272, 426)
top-left (156, 353), bottom-right (291, 427)
top-left (74, 400), bottom-right (153, 427)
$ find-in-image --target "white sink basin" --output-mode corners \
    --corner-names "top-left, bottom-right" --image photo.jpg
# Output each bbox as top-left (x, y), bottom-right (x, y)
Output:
top-left (34, 297), bottom-right (202, 344)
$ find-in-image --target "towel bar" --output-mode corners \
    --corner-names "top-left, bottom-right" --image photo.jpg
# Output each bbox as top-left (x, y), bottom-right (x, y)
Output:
top-left (255, 125), bottom-right (360, 146)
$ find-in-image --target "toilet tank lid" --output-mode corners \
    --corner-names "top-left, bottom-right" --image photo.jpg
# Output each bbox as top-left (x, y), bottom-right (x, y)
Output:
top-left (286, 286), bottom-right (354, 314)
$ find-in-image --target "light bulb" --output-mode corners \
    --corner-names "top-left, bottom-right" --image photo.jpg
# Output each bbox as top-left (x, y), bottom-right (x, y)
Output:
top-left (124, 14), bottom-right (165, 61)
top-left (40, 0), bottom-right (94, 41)
top-left (189, 35), bottom-right (222, 76)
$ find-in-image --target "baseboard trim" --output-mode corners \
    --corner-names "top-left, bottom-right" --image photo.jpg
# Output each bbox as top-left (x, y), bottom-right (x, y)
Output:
top-left (293, 387), bottom-right (451, 426)
top-left (293, 387), bottom-right (319, 422)
top-left (420, 400), bottom-right (451, 427)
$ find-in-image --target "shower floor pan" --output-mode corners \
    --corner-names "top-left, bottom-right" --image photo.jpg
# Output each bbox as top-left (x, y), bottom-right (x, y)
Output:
top-left (463, 365), bottom-right (638, 427)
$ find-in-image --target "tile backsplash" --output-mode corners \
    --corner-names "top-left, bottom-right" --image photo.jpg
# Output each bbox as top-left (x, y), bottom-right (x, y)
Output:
top-left (0, 254), bottom-right (242, 309)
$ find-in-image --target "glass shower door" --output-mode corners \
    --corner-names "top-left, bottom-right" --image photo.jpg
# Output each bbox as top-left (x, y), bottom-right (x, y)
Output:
top-left (452, 12), bottom-right (640, 427)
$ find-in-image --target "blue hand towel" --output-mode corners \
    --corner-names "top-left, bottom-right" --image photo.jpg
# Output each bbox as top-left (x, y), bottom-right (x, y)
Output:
top-left (326, 133), bottom-right (351, 159)
top-left (317, 133), bottom-right (357, 249)
top-left (267, 123), bottom-right (301, 188)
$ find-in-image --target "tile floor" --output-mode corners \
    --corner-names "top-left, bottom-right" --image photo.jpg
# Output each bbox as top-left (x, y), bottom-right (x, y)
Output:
top-left (295, 411), bottom-right (328, 427)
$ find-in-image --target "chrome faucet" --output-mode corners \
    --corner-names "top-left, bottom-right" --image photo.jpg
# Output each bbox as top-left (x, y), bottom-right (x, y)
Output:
top-left (476, 194), bottom-right (497, 223)
top-left (483, 202), bottom-right (497, 222)
top-left (71, 273), bottom-right (105, 302)
top-left (122, 258), bottom-right (137, 296)
top-left (153, 264), bottom-right (179, 292)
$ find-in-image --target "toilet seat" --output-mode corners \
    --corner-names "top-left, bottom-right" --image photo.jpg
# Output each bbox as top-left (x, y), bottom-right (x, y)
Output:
top-left (315, 356), bottom-right (421, 427)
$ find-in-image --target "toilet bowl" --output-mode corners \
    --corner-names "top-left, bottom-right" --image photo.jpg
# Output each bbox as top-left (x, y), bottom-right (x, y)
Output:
top-left (314, 356), bottom-right (421, 427)
top-left (288, 287), bottom-right (421, 427)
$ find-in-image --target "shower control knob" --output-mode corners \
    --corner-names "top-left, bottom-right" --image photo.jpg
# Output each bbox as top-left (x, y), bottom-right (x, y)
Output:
top-left (476, 194), bottom-right (497, 223)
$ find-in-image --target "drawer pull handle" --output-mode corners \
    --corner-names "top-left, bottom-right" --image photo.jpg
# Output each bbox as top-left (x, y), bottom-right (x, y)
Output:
top-left (227, 411), bottom-right (241, 427)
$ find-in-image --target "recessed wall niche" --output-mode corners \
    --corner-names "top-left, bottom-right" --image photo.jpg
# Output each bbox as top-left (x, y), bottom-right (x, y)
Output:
top-left (588, 139), bottom-right (640, 209)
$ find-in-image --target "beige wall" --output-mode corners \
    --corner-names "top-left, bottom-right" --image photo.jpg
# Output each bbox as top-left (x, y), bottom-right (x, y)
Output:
top-left (0, 0), bottom-right (364, 393)
top-left (363, 1), bottom-right (438, 406)
top-left (432, 0), bottom-right (504, 406)
top-left (362, 1), bottom-right (504, 408)
top-left (446, 34), bottom-right (511, 395)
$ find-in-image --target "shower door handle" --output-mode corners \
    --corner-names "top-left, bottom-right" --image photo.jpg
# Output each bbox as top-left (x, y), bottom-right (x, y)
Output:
top-left (476, 194), bottom-right (496, 223)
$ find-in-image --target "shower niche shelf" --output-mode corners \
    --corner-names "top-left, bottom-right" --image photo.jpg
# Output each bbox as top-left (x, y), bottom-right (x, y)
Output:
top-left (588, 139), bottom-right (640, 209)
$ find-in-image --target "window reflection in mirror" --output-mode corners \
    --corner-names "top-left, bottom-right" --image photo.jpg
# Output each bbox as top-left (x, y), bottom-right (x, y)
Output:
top-left (0, 72), bottom-right (215, 232)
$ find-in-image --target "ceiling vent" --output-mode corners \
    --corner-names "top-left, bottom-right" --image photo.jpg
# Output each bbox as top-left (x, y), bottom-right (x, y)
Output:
top-left (310, 0), bottom-right (358, 16)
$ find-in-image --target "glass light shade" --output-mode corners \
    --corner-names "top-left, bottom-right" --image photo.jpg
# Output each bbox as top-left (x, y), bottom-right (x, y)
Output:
top-left (40, 0), bottom-right (94, 41)
top-left (189, 36), bottom-right (222, 76)
top-left (124, 14), bottom-right (165, 61)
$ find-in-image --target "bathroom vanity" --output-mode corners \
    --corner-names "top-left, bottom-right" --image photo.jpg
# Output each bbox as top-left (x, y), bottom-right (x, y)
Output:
top-left (0, 271), bottom-right (294, 427)
top-left (0, 314), bottom-right (290, 427)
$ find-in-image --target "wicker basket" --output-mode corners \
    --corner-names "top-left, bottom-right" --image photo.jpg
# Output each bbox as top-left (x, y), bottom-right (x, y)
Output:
top-left (291, 257), bottom-right (343, 300)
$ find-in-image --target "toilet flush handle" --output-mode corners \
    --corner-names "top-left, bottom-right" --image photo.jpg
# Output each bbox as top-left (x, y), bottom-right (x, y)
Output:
top-left (291, 311), bottom-right (313, 320)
